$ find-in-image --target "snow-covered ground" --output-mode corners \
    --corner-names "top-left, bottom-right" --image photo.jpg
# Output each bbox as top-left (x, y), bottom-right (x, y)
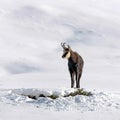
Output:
top-left (0, 88), bottom-right (120, 120)
top-left (0, 0), bottom-right (120, 119)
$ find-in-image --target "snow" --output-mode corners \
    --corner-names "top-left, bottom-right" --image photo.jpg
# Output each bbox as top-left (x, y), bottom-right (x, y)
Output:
top-left (0, 0), bottom-right (120, 119)
top-left (0, 88), bottom-right (120, 120)
top-left (0, 88), bottom-right (120, 112)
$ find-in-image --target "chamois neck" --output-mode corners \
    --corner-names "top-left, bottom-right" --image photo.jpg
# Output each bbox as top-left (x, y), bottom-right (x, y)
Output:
top-left (68, 51), bottom-right (78, 63)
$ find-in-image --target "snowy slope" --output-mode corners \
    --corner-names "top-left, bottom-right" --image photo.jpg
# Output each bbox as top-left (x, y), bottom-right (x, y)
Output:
top-left (0, 0), bottom-right (120, 91)
top-left (0, 88), bottom-right (120, 120)
top-left (0, 0), bottom-right (120, 120)
top-left (0, 88), bottom-right (120, 111)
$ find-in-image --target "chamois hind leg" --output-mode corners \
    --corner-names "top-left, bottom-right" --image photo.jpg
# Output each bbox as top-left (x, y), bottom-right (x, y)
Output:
top-left (76, 71), bottom-right (82, 88)
top-left (75, 72), bottom-right (78, 88)
top-left (70, 71), bottom-right (74, 88)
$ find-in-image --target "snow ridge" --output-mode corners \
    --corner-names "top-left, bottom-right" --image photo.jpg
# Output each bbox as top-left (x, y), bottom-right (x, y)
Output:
top-left (0, 89), bottom-right (120, 112)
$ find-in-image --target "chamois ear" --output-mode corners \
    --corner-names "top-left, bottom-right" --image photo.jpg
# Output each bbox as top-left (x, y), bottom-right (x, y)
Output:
top-left (67, 44), bottom-right (71, 50)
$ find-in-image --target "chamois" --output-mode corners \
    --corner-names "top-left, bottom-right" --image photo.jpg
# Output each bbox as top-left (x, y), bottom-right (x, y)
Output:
top-left (61, 43), bottom-right (84, 88)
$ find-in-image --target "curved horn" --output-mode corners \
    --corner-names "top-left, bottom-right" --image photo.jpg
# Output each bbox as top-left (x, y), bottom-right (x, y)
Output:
top-left (61, 42), bottom-right (71, 50)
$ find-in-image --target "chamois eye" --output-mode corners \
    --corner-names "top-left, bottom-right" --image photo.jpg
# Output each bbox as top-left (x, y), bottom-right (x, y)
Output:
top-left (63, 49), bottom-right (67, 53)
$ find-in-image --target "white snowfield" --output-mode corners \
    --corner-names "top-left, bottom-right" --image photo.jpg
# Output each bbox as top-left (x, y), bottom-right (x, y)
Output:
top-left (0, 87), bottom-right (120, 120)
top-left (1, 88), bottom-right (119, 111)
top-left (0, 0), bottom-right (120, 119)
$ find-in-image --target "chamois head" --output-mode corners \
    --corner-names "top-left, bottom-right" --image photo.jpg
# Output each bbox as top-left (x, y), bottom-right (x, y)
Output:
top-left (61, 42), bottom-right (71, 59)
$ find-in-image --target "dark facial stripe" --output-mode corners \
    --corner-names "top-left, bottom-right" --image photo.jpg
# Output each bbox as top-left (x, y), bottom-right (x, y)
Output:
top-left (62, 52), bottom-right (68, 58)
